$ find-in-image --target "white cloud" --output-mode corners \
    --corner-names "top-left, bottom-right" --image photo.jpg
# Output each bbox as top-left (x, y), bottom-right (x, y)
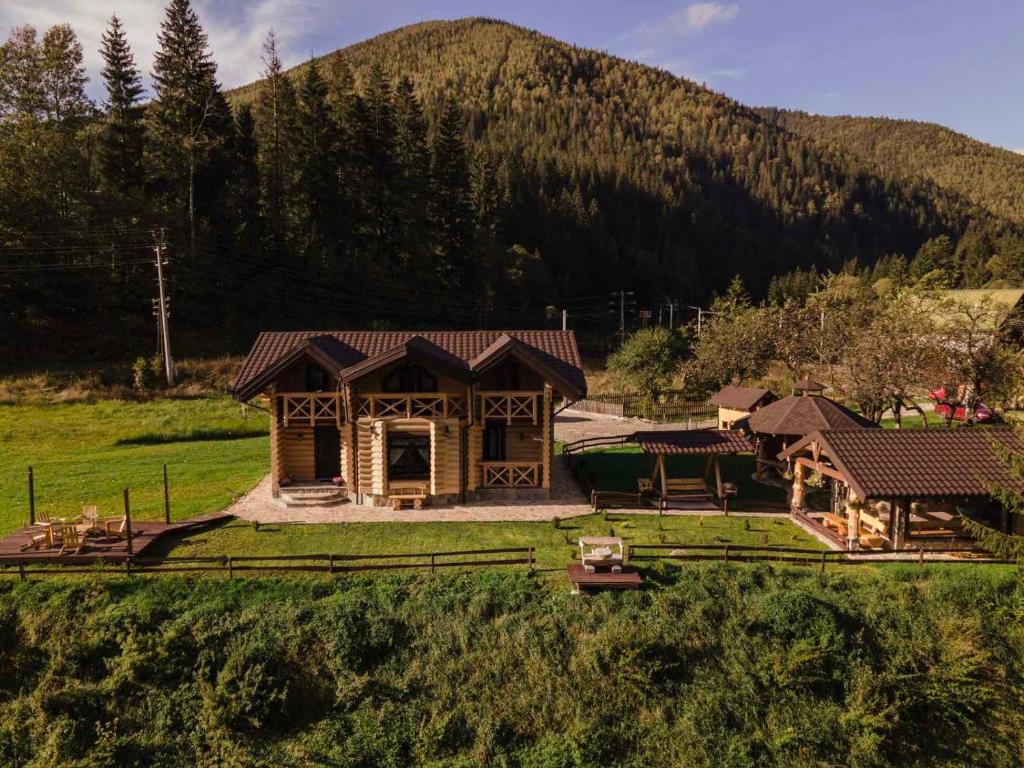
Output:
top-left (671, 2), bottom-right (739, 34)
top-left (622, 1), bottom-right (740, 46)
top-left (0, 0), bottom-right (330, 99)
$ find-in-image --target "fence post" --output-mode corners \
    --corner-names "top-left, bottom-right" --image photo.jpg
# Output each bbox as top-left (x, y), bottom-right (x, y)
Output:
top-left (329, 553), bottom-right (335, 575)
top-left (18, 562), bottom-right (25, 581)
top-left (918, 547), bottom-right (924, 568)
top-left (724, 545), bottom-right (730, 563)
top-left (123, 488), bottom-right (133, 556)
top-left (227, 556), bottom-right (234, 578)
top-left (163, 464), bottom-right (171, 524)
top-left (28, 466), bottom-right (35, 526)
top-left (430, 554), bottom-right (435, 574)
top-left (125, 559), bottom-right (132, 577)
top-left (528, 547), bottom-right (535, 570)
top-left (820, 551), bottom-right (826, 574)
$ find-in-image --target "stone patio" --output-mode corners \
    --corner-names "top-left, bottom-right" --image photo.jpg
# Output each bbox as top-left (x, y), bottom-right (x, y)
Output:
top-left (224, 410), bottom-right (724, 524)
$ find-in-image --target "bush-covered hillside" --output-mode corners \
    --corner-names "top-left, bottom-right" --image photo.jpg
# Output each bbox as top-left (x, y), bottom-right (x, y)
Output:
top-left (0, 567), bottom-right (1021, 767)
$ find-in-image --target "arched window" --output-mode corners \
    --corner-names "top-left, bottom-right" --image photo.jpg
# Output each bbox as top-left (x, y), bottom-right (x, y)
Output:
top-left (382, 364), bottom-right (438, 393)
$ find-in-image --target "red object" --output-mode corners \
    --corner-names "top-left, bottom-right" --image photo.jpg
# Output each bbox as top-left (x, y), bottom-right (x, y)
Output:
top-left (932, 401), bottom-right (995, 423)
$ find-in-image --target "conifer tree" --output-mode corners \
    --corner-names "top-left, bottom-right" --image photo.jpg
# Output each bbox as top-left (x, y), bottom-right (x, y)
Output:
top-left (393, 76), bottom-right (431, 277)
top-left (356, 63), bottom-right (399, 271)
top-left (148, 0), bottom-right (227, 258)
top-left (254, 30), bottom-right (298, 259)
top-left (295, 59), bottom-right (340, 270)
top-left (430, 96), bottom-right (474, 292)
top-left (98, 15), bottom-right (144, 200)
top-left (228, 103), bottom-right (261, 255)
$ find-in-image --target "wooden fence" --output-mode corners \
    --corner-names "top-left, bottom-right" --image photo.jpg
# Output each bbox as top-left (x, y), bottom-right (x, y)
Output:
top-left (572, 392), bottom-right (716, 423)
top-left (627, 543), bottom-right (1011, 570)
top-left (0, 547), bottom-right (536, 579)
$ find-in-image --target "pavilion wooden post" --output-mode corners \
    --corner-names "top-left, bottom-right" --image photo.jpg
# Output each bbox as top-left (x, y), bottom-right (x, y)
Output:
top-left (27, 466), bottom-right (35, 526)
top-left (123, 487), bottom-right (133, 556)
top-left (163, 464), bottom-right (171, 524)
top-left (791, 462), bottom-right (806, 511)
top-left (657, 454), bottom-right (668, 497)
top-left (846, 495), bottom-right (861, 551)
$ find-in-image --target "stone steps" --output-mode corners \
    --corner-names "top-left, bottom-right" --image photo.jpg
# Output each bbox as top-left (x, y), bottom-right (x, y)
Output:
top-left (278, 485), bottom-right (348, 508)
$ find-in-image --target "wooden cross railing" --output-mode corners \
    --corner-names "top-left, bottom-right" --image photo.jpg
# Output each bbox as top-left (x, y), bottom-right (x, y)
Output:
top-left (278, 393), bottom-right (344, 427)
top-left (478, 391), bottom-right (541, 424)
top-left (481, 461), bottom-right (540, 488)
top-left (357, 393), bottom-right (465, 419)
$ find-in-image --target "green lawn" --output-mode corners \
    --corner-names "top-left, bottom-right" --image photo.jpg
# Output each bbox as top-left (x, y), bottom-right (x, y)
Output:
top-left (0, 398), bottom-right (269, 533)
top-left (165, 512), bottom-right (824, 570)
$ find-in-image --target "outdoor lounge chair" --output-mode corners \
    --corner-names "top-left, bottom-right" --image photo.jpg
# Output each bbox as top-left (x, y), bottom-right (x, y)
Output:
top-left (54, 524), bottom-right (88, 556)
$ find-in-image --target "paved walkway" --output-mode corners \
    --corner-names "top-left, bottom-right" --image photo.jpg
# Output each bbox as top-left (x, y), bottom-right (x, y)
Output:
top-left (225, 411), bottom-right (719, 525)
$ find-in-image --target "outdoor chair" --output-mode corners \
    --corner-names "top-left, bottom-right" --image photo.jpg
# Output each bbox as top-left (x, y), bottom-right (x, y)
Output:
top-left (54, 524), bottom-right (88, 556)
top-left (20, 527), bottom-right (51, 552)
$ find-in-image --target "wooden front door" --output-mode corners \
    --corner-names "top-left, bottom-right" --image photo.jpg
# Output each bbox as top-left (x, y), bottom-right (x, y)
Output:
top-left (314, 426), bottom-right (341, 480)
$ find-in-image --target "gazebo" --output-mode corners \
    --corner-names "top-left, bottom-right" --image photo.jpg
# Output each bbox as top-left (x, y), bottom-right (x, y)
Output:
top-left (737, 384), bottom-right (876, 478)
top-left (779, 427), bottom-right (1024, 550)
top-left (632, 429), bottom-right (755, 506)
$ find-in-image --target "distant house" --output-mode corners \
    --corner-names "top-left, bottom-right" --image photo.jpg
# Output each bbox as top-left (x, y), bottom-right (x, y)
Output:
top-left (709, 385), bottom-right (776, 430)
top-left (232, 330), bottom-right (586, 508)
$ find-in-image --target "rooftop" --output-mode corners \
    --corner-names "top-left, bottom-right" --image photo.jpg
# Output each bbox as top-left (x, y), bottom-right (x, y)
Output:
top-left (780, 427), bottom-right (1024, 500)
top-left (743, 394), bottom-right (876, 437)
top-left (709, 385), bottom-right (774, 411)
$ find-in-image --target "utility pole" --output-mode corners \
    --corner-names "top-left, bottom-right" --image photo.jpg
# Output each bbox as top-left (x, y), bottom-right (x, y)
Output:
top-left (153, 229), bottom-right (175, 386)
top-left (561, 308), bottom-right (568, 331)
top-left (608, 290), bottom-right (635, 347)
top-left (667, 300), bottom-right (677, 330)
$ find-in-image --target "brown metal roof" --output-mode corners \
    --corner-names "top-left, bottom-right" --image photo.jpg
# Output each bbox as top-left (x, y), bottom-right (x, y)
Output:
top-left (709, 385), bottom-right (774, 411)
top-left (779, 427), bottom-right (1024, 500)
top-left (233, 330), bottom-right (586, 400)
top-left (632, 429), bottom-right (755, 455)
top-left (745, 394), bottom-right (876, 437)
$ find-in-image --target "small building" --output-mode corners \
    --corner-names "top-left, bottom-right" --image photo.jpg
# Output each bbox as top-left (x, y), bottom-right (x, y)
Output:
top-left (780, 427), bottom-right (1024, 550)
top-left (232, 330), bottom-right (586, 508)
top-left (709, 385), bottom-right (776, 430)
top-left (738, 383), bottom-right (876, 478)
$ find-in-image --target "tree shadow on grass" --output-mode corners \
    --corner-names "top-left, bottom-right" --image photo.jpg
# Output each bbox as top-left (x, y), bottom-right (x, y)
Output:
top-left (115, 427), bottom-right (269, 446)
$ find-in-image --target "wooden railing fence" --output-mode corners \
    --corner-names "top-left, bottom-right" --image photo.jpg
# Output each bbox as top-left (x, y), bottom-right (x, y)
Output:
top-left (0, 547), bottom-right (536, 579)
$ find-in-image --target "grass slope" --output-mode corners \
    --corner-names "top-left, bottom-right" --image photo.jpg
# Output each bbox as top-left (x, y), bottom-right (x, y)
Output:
top-left (0, 568), bottom-right (1020, 766)
top-left (0, 398), bottom-right (268, 534)
top-left (168, 512), bottom-right (822, 570)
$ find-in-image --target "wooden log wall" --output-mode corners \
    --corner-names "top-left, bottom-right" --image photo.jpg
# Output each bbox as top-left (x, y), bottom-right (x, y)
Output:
top-left (430, 419), bottom-right (462, 496)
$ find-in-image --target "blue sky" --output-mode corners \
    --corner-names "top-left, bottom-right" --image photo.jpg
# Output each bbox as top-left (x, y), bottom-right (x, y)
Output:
top-left (2, 0), bottom-right (1021, 150)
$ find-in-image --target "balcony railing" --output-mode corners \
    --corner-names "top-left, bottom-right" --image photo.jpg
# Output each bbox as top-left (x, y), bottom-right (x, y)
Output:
top-left (357, 392), bottom-right (466, 420)
top-left (478, 391), bottom-right (541, 424)
top-left (481, 461), bottom-right (540, 488)
top-left (278, 393), bottom-right (344, 427)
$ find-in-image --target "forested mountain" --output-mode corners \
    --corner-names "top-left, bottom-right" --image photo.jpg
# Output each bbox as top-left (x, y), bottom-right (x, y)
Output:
top-left (758, 108), bottom-right (1024, 226)
top-left (1, 13), bottom-right (1021, 364)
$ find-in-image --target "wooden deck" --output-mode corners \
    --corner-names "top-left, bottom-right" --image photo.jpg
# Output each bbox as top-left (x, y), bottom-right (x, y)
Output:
top-left (0, 513), bottom-right (232, 566)
top-left (567, 563), bottom-right (643, 593)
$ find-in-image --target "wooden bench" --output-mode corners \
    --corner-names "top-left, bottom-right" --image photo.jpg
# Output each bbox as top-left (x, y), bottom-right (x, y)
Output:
top-left (819, 512), bottom-right (848, 535)
top-left (663, 478), bottom-right (713, 500)
top-left (389, 486), bottom-right (427, 510)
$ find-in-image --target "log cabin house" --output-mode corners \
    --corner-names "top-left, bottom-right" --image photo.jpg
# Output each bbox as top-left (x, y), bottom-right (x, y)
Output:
top-left (232, 330), bottom-right (586, 508)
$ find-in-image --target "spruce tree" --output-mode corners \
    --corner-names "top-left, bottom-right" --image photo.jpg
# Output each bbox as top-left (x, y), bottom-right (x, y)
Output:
top-left (393, 76), bottom-right (431, 278)
top-left (254, 30), bottom-right (298, 260)
top-left (430, 96), bottom-right (474, 293)
top-left (228, 103), bottom-right (262, 256)
top-left (98, 15), bottom-right (144, 200)
top-left (295, 59), bottom-right (340, 271)
top-left (148, 0), bottom-right (227, 258)
top-left (356, 63), bottom-right (399, 272)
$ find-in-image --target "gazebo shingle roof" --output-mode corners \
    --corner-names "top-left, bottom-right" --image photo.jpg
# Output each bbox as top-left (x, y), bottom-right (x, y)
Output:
top-left (779, 427), bottom-right (1024, 500)
top-left (744, 394), bottom-right (876, 437)
top-left (631, 429), bottom-right (755, 455)
top-left (709, 385), bottom-right (774, 411)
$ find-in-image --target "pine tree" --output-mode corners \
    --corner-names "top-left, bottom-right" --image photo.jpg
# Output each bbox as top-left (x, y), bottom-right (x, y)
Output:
top-left (295, 58), bottom-right (341, 270)
top-left (355, 63), bottom-right (399, 271)
top-left (148, 0), bottom-right (227, 258)
top-left (253, 30), bottom-right (298, 259)
top-left (98, 15), bottom-right (144, 200)
top-left (228, 103), bottom-right (261, 256)
top-left (430, 96), bottom-right (474, 293)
